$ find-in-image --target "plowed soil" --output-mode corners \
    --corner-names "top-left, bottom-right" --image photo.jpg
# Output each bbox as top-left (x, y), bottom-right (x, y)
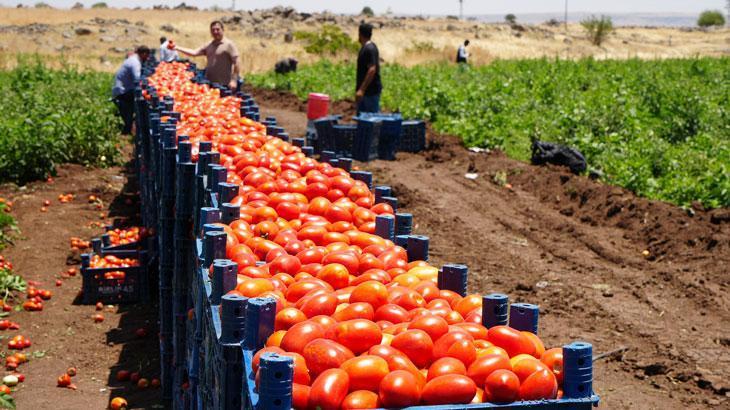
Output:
top-left (250, 87), bottom-right (730, 409)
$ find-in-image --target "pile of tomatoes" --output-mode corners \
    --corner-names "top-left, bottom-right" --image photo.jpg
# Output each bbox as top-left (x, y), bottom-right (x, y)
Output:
top-left (107, 227), bottom-right (148, 246)
top-left (0, 255), bottom-right (13, 271)
top-left (69, 237), bottom-right (91, 251)
top-left (147, 62), bottom-right (567, 409)
top-left (89, 255), bottom-right (139, 269)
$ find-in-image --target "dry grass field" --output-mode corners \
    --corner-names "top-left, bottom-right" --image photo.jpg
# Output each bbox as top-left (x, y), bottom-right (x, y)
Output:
top-left (1, 6), bottom-right (729, 73)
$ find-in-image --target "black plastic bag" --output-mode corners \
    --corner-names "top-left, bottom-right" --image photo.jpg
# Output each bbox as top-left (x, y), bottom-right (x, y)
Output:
top-left (531, 141), bottom-right (587, 174)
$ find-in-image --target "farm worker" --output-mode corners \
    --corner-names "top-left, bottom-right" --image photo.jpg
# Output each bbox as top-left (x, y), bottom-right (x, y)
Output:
top-left (159, 36), bottom-right (178, 62)
top-left (174, 20), bottom-right (240, 90)
top-left (355, 22), bottom-right (382, 114)
top-left (456, 39), bottom-right (469, 64)
top-left (111, 45), bottom-right (150, 135)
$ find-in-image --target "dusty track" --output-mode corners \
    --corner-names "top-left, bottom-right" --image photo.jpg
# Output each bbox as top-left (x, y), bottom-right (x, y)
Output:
top-left (253, 89), bottom-right (730, 409)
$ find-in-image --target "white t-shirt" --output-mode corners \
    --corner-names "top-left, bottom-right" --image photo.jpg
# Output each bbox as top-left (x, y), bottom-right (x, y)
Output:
top-left (458, 45), bottom-right (469, 60)
top-left (159, 41), bottom-right (179, 62)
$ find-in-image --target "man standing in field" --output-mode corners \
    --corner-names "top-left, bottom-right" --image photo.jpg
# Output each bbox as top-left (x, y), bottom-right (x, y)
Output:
top-left (174, 21), bottom-right (240, 90)
top-left (355, 22), bottom-right (382, 114)
top-left (111, 45), bottom-right (150, 135)
top-left (456, 39), bottom-right (469, 64)
top-left (159, 36), bottom-right (178, 62)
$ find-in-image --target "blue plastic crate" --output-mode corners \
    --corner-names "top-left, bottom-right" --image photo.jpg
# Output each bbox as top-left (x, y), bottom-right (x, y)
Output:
top-left (399, 120), bottom-right (427, 153)
top-left (351, 118), bottom-right (382, 162)
top-left (357, 113), bottom-right (403, 160)
top-left (80, 251), bottom-right (149, 305)
top-left (313, 116), bottom-right (337, 153)
top-left (332, 124), bottom-right (356, 157)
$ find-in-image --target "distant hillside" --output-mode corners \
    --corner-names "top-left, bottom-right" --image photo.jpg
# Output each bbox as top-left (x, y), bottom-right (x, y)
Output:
top-left (471, 12), bottom-right (705, 27)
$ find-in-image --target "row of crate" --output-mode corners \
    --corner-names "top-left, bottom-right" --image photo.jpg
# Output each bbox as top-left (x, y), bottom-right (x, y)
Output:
top-left (132, 60), bottom-right (599, 409)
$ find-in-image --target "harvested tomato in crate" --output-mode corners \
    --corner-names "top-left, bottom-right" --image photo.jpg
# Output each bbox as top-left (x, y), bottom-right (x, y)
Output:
top-left (80, 250), bottom-right (149, 305)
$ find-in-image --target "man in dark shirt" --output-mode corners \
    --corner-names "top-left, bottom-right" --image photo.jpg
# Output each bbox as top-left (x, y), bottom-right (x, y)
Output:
top-left (355, 22), bottom-right (382, 114)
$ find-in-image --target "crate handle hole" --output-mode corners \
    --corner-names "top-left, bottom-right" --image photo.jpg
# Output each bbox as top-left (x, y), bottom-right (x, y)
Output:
top-left (233, 330), bottom-right (240, 338)
top-left (578, 384), bottom-right (585, 392)
top-left (577, 358), bottom-right (585, 366)
top-left (234, 307), bottom-right (241, 315)
top-left (274, 399), bottom-right (282, 406)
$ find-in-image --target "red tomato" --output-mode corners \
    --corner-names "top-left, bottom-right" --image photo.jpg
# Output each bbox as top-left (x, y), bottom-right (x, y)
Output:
top-left (408, 315), bottom-right (449, 342)
top-left (433, 330), bottom-right (474, 359)
top-left (341, 390), bottom-right (379, 409)
top-left (292, 383), bottom-right (310, 409)
top-left (332, 302), bottom-right (375, 322)
top-left (378, 370), bottom-right (421, 408)
top-left (322, 251), bottom-right (359, 274)
top-left (427, 357), bottom-right (467, 381)
top-left (484, 369), bottom-right (520, 404)
top-left (374, 304), bottom-right (409, 324)
top-left (316, 263), bottom-right (350, 290)
top-left (540, 348), bottom-right (564, 384)
top-left (522, 331), bottom-right (546, 359)
top-left (519, 368), bottom-right (558, 400)
top-left (275, 307), bottom-right (307, 331)
top-left (390, 329), bottom-right (434, 368)
top-left (309, 369), bottom-right (350, 410)
top-left (299, 293), bottom-right (338, 318)
top-left (302, 338), bottom-right (354, 377)
top-left (467, 354), bottom-right (512, 386)
top-left (445, 338), bottom-right (477, 367)
top-left (341, 355), bottom-right (389, 392)
top-left (349, 281), bottom-right (388, 310)
top-left (328, 319), bottom-right (382, 355)
top-left (487, 326), bottom-right (535, 358)
top-left (280, 321), bottom-right (325, 354)
top-left (512, 357), bottom-right (549, 383)
top-left (421, 374), bottom-right (477, 405)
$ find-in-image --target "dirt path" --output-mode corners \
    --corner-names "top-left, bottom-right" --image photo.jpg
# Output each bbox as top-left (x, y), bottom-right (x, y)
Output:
top-left (0, 154), bottom-right (160, 409)
top-left (255, 94), bottom-right (730, 409)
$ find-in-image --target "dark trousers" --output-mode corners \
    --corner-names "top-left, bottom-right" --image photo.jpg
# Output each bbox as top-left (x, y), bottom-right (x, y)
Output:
top-left (114, 91), bottom-right (135, 135)
top-left (357, 94), bottom-right (381, 115)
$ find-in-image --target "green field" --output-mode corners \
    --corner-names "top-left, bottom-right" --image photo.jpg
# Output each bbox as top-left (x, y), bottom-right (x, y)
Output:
top-left (0, 58), bottom-right (121, 185)
top-left (249, 58), bottom-right (730, 208)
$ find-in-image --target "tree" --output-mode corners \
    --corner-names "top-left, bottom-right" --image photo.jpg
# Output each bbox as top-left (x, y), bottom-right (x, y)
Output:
top-left (581, 15), bottom-right (613, 46)
top-left (505, 14), bottom-right (517, 25)
top-left (361, 6), bottom-right (374, 17)
top-left (697, 10), bottom-right (725, 27)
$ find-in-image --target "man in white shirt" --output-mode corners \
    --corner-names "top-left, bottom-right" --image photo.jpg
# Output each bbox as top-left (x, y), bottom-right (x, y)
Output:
top-left (112, 45), bottom-right (150, 134)
top-left (159, 37), bottom-right (178, 62)
top-left (456, 39), bottom-right (469, 64)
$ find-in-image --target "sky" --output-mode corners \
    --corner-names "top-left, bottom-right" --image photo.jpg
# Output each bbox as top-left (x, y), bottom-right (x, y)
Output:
top-left (6, 0), bottom-right (728, 15)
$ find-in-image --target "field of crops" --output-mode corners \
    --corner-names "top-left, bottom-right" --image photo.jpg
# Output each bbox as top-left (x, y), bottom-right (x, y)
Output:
top-left (249, 58), bottom-right (730, 208)
top-left (0, 58), bottom-right (121, 185)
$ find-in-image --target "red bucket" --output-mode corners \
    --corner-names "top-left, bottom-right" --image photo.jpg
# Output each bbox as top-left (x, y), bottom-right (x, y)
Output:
top-left (307, 93), bottom-right (330, 120)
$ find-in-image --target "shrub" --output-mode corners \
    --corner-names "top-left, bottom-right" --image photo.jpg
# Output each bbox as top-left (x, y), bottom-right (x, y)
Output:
top-left (505, 14), bottom-right (517, 25)
top-left (91, 2), bottom-right (108, 8)
top-left (581, 15), bottom-right (613, 46)
top-left (34, 2), bottom-right (51, 8)
top-left (294, 24), bottom-right (359, 55)
top-left (697, 10), bottom-right (725, 27)
top-left (406, 40), bottom-right (435, 53)
top-left (0, 57), bottom-right (121, 185)
top-left (361, 6), bottom-right (374, 17)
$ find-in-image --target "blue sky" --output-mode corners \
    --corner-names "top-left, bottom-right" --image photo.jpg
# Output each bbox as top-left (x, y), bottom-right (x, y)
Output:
top-left (6, 0), bottom-right (727, 14)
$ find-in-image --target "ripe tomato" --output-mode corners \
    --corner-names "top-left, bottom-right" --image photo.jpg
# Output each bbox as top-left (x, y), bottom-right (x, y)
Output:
top-left (390, 329), bottom-right (434, 368)
top-left (316, 263), bottom-right (350, 289)
top-left (427, 357), bottom-right (467, 381)
top-left (349, 281), bottom-right (388, 309)
top-left (308, 369), bottom-right (350, 410)
top-left (328, 319), bottom-right (382, 355)
top-left (408, 315), bottom-right (449, 342)
top-left (292, 383), bottom-right (310, 409)
top-left (522, 331), bottom-right (546, 358)
top-left (332, 302), bottom-right (375, 322)
top-left (540, 348), bottom-right (564, 384)
top-left (275, 307), bottom-right (307, 331)
top-left (375, 304), bottom-right (409, 324)
top-left (302, 338), bottom-right (354, 377)
top-left (433, 330), bottom-right (474, 359)
top-left (341, 355), bottom-right (389, 392)
top-left (341, 390), bottom-right (379, 409)
top-left (519, 368), bottom-right (558, 400)
top-left (512, 356), bottom-right (549, 383)
top-left (280, 321), bottom-right (325, 354)
top-left (421, 374), bottom-right (477, 405)
top-left (445, 338), bottom-right (477, 367)
top-left (378, 370), bottom-right (421, 408)
top-left (487, 325), bottom-right (535, 358)
top-left (299, 293), bottom-right (338, 318)
top-left (467, 354), bottom-right (512, 386)
top-left (484, 369), bottom-right (520, 404)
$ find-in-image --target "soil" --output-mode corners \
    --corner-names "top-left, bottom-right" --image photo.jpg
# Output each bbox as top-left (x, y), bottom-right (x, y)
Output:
top-left (0, 87), bottom-right (727, 410)
top-left (252, 88), bottom-right (730, 409)
top-left (0, 148), bottom-right (161, 409)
